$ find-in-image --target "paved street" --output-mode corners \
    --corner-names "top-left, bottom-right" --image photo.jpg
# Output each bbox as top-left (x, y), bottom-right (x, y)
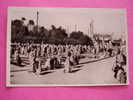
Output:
top-left (10, 56), bottom-right (119, 85)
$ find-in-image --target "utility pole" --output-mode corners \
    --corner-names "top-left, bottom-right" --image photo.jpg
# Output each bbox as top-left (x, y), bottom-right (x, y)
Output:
top-left (36, 11), bottom-right (39, 33)
top-left (75, 24), bottom-right (77, 32)
top-left (88, 27), bottom-right (90, 37)
top-left (90, 19), bottom-right (94, 38)
top-left (67, 25), bottom-right (70, 37)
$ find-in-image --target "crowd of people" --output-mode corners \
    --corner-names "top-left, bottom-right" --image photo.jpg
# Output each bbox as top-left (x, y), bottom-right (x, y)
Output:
top-left (10, 40), bottom-right (127, 83)
top-left (11, 42), bottom-right (92, 72)
top-left (112, 48), bottom-right (127, 83)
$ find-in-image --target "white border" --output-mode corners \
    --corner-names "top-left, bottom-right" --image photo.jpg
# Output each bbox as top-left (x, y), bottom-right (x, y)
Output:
top-left (124, 9), bottom-right (129, 85)
top-left (6, 7), bottom-right (129, 87)
top-left (6, 7), bottom-right (11, 86)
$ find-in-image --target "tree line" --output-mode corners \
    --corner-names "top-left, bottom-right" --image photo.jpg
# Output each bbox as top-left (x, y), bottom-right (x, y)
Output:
top-left (11, 18), bottom-right (93, 45)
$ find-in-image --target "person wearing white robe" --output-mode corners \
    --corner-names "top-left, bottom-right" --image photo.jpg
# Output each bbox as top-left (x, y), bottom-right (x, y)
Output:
top-left (45, 57), bottom-right (51, 70)
top-left (64, 57), bottom-right (70, 73)
top-left (29, 50), bottom-right (35, 70)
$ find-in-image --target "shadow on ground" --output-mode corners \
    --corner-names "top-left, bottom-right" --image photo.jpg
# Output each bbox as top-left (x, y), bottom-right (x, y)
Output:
top-left (79, 56), bottom-right (113, 65)
top-left (70, 68), bottom-right (81, 73)
top-left (40, 71), bottom-right (55, 75)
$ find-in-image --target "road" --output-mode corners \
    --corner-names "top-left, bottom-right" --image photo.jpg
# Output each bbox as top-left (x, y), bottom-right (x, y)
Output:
top-left (10, 56), bottom-right (119, 85)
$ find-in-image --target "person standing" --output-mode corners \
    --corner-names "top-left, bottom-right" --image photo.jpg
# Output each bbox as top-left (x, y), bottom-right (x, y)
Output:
top-left (64, 52), bottom-right (74, 73)
top-left (29, 49), bottom-right (35, 72)
top-left (45, 57), bottom-right (51, 70)
top-left (64, 56), bottom-right (70, 73)
top-left (113, 48), bottom-right (125, 78)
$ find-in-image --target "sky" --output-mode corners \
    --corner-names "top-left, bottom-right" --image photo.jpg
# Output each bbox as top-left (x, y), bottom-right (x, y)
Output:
top-left (8, 7), bottom-right (127, 38)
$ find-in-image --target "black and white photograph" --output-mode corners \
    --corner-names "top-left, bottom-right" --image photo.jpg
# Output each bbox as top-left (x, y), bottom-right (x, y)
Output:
top-left (7, 7), bottom-right (128, 86)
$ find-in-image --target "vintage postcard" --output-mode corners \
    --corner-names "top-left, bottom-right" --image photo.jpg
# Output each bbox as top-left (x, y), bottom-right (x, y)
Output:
top-left (7, 7), bottom-right (129, 86)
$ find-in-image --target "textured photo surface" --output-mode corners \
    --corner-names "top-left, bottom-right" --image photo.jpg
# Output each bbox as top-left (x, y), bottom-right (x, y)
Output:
top-left (7, 7), bottom-right (128, 86)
